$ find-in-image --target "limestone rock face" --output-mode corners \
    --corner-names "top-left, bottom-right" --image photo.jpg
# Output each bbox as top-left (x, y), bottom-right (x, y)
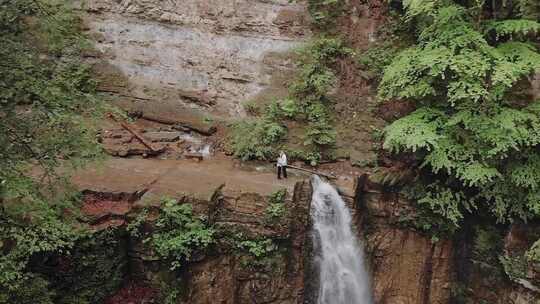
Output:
top-left (80, 0), bottom-right (309, 118)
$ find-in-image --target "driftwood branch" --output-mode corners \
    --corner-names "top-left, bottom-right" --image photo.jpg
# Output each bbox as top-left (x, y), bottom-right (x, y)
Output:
top-left (107, 114), bottom-right (163, 153)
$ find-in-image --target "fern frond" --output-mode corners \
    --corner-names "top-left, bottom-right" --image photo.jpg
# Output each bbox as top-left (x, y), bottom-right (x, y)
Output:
top-left (383, 107), bottom-right (444, 153)
top-left (402, 0), bottom-right (439, 20)
top-left (508, 154), bottom-right (540, 190)
top-left (486, 19), bottom-right (540, 40)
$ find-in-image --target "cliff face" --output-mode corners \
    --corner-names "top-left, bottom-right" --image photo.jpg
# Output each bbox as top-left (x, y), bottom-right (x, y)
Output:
top-left (66, 159), bottom-right (540, 303)
top-left (75, 0), bottom-right (540, 303)
top-left (350, 180), bottom-right (454, 304)
top-left (80, 0), bottom-right (309, 118)
top-left (74, 169), bottom-right (312, 304)
top-left (357, 178), bottom-right (540, 304)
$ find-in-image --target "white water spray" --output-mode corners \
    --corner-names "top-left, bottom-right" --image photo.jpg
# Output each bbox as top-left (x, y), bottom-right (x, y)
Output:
top-left (311, 175), bottom-right (373, 304)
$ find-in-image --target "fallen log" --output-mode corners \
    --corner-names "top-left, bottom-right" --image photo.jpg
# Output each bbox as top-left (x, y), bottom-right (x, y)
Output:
top-left (107, 114), bottom-right (164, 154)
top-left (285, 165), bottom-right (337, 179)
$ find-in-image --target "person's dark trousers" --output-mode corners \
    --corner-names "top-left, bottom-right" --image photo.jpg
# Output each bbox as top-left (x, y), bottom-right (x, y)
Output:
top-left (277, 166), bottom-right (288, 179)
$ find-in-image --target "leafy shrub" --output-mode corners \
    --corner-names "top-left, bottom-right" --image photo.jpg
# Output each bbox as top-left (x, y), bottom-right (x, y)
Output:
top-left (234, 235), bottom-right (281, 271)
top-left (357, 41), bottom-right (402, 79)
top-left (266, 203), bottom-right (287, 220)
top-left (517, 0), bottom-right (540, 20)
top-left (147, 198), bottom-right (215, 270)
top-left (0, 204), bottom-right (82, 303)
top-left (306, 0), bottom-right (344, 29)
top-left (279, 98), bottom-right (301, 118)
top-left (158, 280), bottom-right (182, 304)
top-left (0, 0), bottom-right (115, 301)
top-left (473, 226), bottom-right (503, 261)
top-left (305, 120), bottom-right (337, 146)
top-left (0, 274), bottom-right (55, 304)
top-left (269, 188), bottom-right (286, 204)
top-left (242, 100), bottom-right (261, 115)
top-left (265, 189), bottom-right (288, 222)
top-left (230, 118), bottom-right (287, 161)
top-left (230, 37), bottom-right (351, 164)
top-left (499, 254), bottom-right (528, 281)
top-left (236, 238), bottom-right (277, 259)
top-left (126, 208), bottom-right (148, 238)
top-left (526, 239), bottom-right (540, 263)
top-left (46, 228), bottom-right (127, 304)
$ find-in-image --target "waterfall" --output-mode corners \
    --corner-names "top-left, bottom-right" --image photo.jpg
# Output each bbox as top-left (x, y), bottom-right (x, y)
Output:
top-left (311, 175), bottom-right (373, 304)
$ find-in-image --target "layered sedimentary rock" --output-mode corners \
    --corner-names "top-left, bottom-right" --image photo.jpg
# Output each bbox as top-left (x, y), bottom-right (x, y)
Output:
top-left (356, 183), bottom-right (454, 304)
top-left (79, 0), bottom-right (309, 118)
top-left (356, 176), bottom-right (540, 304)
top-left (73, 161), bottom-right (312, 303)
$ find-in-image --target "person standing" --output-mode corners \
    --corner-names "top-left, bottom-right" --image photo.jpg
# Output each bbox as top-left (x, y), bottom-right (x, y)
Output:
top-left (277, 151), bottom-right (288, 179)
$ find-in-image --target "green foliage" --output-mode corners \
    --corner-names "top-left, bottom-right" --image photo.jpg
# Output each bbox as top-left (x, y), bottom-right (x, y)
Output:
top-left (242, 100), bottom-right (261, 115)
top-left (473, 226), bottom-right (503, 260)
top-left (279, 98), bottom-right (301, 118)
top-left (265, 189), bottom-right (288, 223)
top-left (47, 228), bottom-right (126, 304)
top-left (126, 208), bottom-right (148, 238)
top-left (399, 183), bottom-right (463, 240)
top-left (156, 278), bottom-right (183, 304)
top-left (234, 234), bottom-right (281, 271)
top-left (269, 189), bottom-right (287, 205)
top-left (236, 238), bottom-right (277, 259)
top-left (516, 0), bottom-right (540, 20)
top-left (291, 38), bottom-right (351, 98)
top-left (526, 239), bottom-right (540, 263)
top-left (306, 0), bottom-right (344, 29)
top-left (230, 117), bottom-right (287, 161)
top-left (266, 203), bottom-right (287, 220)
top-left (486, 19), bottom-right (540, 39)
top-left (147, 198), bottom-right (215, 270)
top-left (378, 0), bottom-right (540, 230)
top-left (0, 199), bottom-right (82, 303)
top-left (358, 41), bottom-right (402, 79)
top-left (470, 225), bottom-right (506, 280)
top-left (499, 253), bottom-right (528, 281)
top-left (289, 38), bottom-right (350, 160)
top-left (401, 0), bottom-right (439, 21)
top-left (0, 274), bottom-right (56, 304)
top-left (0, 0), bottom-right (109, 300)
top-left (231, 38), bottom-right (350, 164)
top-left (1, 223), bottom-right (126, 304)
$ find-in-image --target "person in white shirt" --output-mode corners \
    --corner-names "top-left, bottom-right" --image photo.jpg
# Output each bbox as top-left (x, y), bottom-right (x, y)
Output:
top-left (276, 151), bottom-right (287, 179)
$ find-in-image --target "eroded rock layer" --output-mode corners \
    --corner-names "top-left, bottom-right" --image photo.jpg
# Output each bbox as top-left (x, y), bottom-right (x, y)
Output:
top-left (80, 0), bottom-right (309, 118)
top-left (74, 173), bottom-right (312, 304)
